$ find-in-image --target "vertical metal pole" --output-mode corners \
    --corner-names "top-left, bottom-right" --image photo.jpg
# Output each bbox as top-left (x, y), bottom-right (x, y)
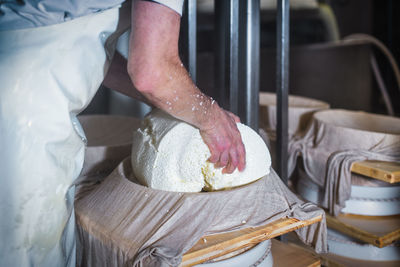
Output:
top-left (215, 0), bottom-right (239, 114)
top-left (215, 1), bottom-right (226, 108)
top-left (276, 0), bottom-right (290, 184)
top-left (181, 0), bottom-right (197, 83)
top-left (238, 0), bottom-right (260, 130)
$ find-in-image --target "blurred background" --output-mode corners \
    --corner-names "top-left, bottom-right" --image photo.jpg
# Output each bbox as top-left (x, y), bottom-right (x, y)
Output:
top-left (82, 0), bottom-right (400, 118)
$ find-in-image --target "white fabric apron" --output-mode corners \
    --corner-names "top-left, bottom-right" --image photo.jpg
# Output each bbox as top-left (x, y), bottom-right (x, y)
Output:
top-left (0, 8), bottom-right (119, 266)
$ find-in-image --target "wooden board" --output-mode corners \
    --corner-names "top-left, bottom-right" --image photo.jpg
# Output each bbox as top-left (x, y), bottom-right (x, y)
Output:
top-left (351, 160), bottom-right (400, 184)
top-left (271, 239), bottom-right (320, 267)
top-left (180, 215), bottom-right (323, 266)
top-left (326, 213), bottom-right (400, 248)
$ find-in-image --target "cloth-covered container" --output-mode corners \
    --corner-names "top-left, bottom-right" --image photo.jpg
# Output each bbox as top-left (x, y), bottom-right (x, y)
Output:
top-left (259, 92), bottom-right (330, 169)
top-left (78, 115), bottom-right (141, 177)
top-left (288, 109), bottom-right (400, 216)
top-left (75, 158), bottom-right (327, 267)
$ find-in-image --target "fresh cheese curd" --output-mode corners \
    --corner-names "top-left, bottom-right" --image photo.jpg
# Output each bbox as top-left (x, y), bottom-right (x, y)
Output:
top-left (131, 109), bottom-right (271, 192)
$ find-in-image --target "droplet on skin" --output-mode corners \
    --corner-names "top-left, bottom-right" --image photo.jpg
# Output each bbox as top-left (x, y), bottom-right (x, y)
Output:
top-left (203, 238), bottom-right (207, 243)
top-left (192, 106), bottom-right (195, 111)
top-left (199, 102), bottom-right (203, 106)
top-left (211, 100), bottom-right (215, 105)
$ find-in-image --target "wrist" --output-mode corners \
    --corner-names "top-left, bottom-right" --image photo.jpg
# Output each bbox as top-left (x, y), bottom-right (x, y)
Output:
top-left (197, 98), bottom-right (221, 131)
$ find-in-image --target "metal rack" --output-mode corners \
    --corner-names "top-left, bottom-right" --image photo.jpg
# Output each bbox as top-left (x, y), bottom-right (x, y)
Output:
top-left (181, 0), bottom-right (290, 183)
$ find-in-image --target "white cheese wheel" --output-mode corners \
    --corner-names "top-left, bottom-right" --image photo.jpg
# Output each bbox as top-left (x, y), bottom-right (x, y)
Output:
top-left (131, 109), bottom-right (271, 192)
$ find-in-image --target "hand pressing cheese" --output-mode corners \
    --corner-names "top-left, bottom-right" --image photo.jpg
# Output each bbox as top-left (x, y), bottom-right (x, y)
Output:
top-left (131, 109), bottom-right (271, 192)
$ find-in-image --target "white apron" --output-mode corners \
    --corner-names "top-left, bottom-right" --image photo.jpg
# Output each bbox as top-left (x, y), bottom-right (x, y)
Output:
top-left (0, 8), bottom-right (119, 266)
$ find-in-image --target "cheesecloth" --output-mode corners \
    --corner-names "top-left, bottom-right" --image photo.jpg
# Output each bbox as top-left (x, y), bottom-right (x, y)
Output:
top-left (288, 109), bottom-right (400, 216)
top-left (74, 156), bottom-right (327, 266)
top-left (258, 92), bottom-right (330, 170)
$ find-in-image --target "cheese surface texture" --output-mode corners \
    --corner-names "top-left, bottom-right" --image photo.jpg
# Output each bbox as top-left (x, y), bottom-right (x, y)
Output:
top-left (131, 109), bottom-right (271, 192)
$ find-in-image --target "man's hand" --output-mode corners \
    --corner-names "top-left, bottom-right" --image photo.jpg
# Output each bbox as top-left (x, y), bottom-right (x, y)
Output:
top-left (128, 0), bottom-right (246, 173)
top-left (200, 103), bottom-right (246, 174)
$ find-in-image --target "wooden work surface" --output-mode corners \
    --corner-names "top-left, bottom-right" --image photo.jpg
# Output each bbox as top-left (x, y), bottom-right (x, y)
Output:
top-left (180, 215), bottom-right (322, 266)
top-left (351, 160), bottom-right (400, 184)
top-left (326, 213), bottom-right (400, 248)
top-left (272, 239), bottom-right (320, 267)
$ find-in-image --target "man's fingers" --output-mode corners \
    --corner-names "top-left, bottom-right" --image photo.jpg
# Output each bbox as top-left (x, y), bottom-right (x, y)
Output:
top-left (200, 108), bottom-right (246, 174)
top-left (237, 141), bottom-right (246, 171)
top-left (215, 150), bottom-right (229, 168)
top-left (207, 143), bottom-right (220, 163)
top-left (222, 149), bottom-right (239, 174)
top-left (228, 112), bottom-right (241, 123)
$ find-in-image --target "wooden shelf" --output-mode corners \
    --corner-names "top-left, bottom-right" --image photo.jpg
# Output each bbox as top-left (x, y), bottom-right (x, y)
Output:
top-left (326, 213), bottom-right (400, 248)
top-left (181, 215), bottom-right (322, 266)
top-left (351, 160), bottom-right (400, 184)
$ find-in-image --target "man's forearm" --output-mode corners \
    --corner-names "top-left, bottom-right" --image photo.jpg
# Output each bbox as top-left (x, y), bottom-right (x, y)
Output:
top-left (133, 55), bottom-right (216, 130)
top-left (128, 0), bottom-right (245, 173)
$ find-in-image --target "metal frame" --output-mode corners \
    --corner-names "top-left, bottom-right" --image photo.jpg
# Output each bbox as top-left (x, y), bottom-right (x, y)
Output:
top-left (183, 0), bottom-right (289, 182)
top-left (181, 0), bottom-right (197, 83)
top-left (215, 0), bottom-right (239, 114)
top-left (238, 0), bottom-right (260, 130)
top-left (276, 0), bottom-right (290, 183)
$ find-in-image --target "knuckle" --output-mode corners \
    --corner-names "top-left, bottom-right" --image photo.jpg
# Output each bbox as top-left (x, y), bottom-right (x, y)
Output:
top-left (217, 140), bottom-right (231, 151)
